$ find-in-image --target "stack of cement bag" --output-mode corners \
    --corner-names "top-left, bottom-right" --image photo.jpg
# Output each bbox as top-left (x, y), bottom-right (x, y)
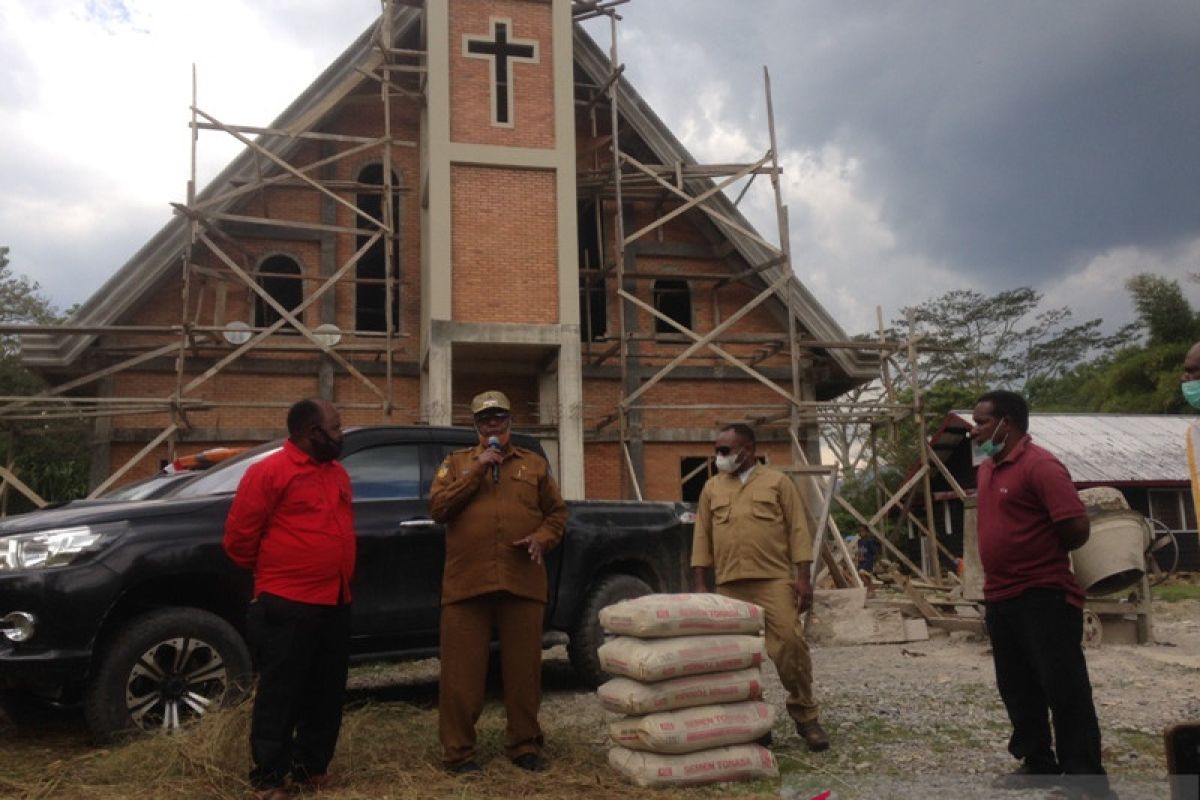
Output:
top-left (596, 593), bottom-right (779, 788)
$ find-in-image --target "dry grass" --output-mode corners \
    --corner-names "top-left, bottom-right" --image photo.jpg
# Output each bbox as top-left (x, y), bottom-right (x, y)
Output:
top-left (0, 696), bottom-right (780, 800)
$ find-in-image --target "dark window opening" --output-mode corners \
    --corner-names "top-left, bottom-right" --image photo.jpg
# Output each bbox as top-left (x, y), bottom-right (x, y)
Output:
top-left (680, 456), bottom-right (714, 503)
top-left (653, 279), bottom-right (692, 334)
top-left (255, 255), bottom-right (302, 331)
top-left (578, 200), bottom-right (607, 342)
top-left (580, 277), bottom-right (607, 342)
top-left (356, 164), bottom-right (401, 333)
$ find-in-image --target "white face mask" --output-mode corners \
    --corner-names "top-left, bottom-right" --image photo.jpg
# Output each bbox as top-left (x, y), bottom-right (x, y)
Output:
top-left (714, 451), bottom-right (742, 474)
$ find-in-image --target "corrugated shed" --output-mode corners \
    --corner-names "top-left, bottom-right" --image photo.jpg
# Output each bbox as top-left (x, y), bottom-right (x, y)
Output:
top-left (949, 412), bottom-right (1195, 485)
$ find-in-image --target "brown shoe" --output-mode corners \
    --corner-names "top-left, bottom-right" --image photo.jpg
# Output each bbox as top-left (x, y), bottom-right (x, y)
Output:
top-left (796, 720), bottom-right (830, 752)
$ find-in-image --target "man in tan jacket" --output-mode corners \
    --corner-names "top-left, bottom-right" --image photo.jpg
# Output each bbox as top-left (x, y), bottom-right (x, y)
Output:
top-left (430, 391), bottom-right (567, 775)
top-left (691, 423), bottom-right (828, 751)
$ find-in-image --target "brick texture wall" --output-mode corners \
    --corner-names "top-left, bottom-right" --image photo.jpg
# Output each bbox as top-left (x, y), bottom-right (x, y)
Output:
top-left (451, 165), bottom-right (558, 323)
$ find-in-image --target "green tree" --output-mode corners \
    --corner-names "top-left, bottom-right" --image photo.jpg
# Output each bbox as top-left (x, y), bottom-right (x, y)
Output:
top-left (1125, 274), bottom-right (1200, 345)
top-left (0, 249), bottom-right (90, 513)
top-left (889, 287), bottom-right (1132, 418)
top-left (1030, 273), bottom-right (1199, 413)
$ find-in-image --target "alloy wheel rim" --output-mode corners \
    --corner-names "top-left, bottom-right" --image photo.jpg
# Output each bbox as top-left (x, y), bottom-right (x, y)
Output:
top-left (124, 636), bottom-right (228, 732)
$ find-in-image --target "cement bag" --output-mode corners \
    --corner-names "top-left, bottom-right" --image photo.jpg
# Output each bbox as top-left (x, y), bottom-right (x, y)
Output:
top-left (608, 743), bottom-right (778, 788)
top-left (598, 634), bottom-right (765, 682)
top-left (597, 667), bottom-right (764, 715)
top-left (599, 593), bottom-right (764, 637)
top-left (608, 700), bottom-right (775, 754)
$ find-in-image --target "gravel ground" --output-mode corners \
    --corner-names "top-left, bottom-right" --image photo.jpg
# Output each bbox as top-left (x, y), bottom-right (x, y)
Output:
top-left (516, 595), bottom-right (1200, 799)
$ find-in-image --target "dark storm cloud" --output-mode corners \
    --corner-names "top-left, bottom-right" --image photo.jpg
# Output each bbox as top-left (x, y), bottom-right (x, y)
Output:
top-left (604, 1), bottom-right (1200, 286)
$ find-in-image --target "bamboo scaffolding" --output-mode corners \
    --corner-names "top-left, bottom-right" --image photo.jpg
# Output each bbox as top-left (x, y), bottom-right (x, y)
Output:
top-left (0, 0), bottom-right (963, 587)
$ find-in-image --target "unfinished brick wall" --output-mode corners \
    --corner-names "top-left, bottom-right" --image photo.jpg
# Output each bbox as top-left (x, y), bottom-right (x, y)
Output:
top-left (450, 165), bottom-right (559, 324)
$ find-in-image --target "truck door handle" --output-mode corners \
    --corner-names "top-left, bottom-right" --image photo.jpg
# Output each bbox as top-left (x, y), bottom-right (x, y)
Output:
top-left (398, 519), bottom-right (437, 528)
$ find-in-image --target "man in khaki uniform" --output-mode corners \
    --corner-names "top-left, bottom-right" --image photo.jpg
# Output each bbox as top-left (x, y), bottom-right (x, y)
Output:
top-left (691, 423), bottom-right (829, 751)
top-left (430, 390), bottom-right (567, 775)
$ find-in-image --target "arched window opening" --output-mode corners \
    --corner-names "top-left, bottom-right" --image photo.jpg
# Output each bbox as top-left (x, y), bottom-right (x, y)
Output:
top-left (255, 255), bottom-right (303, 331)
top-left (652, 279), bottom-right (692, 334)
top-left (356, 164), bottom-right (401, 333)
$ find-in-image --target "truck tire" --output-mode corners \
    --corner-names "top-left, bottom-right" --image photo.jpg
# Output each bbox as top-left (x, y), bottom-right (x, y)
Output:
top-left (84, 607), bottom-right (252, 742)
top-left (568, 573), bottom-right (652, 688)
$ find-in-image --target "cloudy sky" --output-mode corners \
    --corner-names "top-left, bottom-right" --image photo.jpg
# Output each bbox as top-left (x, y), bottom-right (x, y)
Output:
top-left (1, 1), bottom-right (1197, 337)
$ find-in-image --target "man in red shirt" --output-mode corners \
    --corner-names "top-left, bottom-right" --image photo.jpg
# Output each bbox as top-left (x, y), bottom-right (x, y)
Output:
top-left (224, 398), bottom-right (355, 799)
top-left (973, 390), bottom-right (1114, 799)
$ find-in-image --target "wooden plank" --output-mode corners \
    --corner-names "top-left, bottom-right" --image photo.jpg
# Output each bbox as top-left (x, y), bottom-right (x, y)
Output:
top-left (618, 275), bottom-right (801, 409)
top-left (900, 576), bottom-right (941, 621)
top-left (195, 233), bottom-right (385, 402)
top-left (621, 152), bottom-right (783, 254)
top-left (192, 107), bottom-right (386, 230)
top-left (192, 138), bottom-right (384, 213)
top-left (834, 495), bottom-right (931, 581)
top-left (0, 465), bottom-right (46, 509)
top-left (87, 424), bottom-right (179, 499)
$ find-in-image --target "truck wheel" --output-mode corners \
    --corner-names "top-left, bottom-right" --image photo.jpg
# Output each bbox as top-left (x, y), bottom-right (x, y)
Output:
top-left (568, 574), bottom-right (652, 689)
top-left (84, 607), bottom-right (252, 742)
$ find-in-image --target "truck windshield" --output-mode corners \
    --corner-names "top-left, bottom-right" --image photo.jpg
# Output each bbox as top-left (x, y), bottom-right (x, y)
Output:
top-left (171, 442), bottom-right (282, 498)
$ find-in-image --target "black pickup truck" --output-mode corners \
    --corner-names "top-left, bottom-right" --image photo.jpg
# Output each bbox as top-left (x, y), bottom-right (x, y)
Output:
top-left (0, 426), bottom-right (692, 740)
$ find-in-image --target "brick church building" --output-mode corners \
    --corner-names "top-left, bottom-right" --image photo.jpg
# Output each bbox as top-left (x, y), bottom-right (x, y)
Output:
top-left (20, 1), bottom-right (873, 501)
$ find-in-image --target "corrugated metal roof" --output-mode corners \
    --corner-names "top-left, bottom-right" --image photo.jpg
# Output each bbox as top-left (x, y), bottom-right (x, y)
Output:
top-left (948, 411), bottom-right (1195, 483)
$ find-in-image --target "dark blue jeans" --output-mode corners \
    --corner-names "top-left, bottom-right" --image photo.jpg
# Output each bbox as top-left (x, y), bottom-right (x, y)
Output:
top-left (985, 588), bottom-right (1109, 793)
top-left (246, 593), bottom-right (351, 790)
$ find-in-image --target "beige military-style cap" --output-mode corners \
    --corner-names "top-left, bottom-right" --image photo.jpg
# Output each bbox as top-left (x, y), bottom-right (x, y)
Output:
top-left (471, 390), bottom-right (511, 415)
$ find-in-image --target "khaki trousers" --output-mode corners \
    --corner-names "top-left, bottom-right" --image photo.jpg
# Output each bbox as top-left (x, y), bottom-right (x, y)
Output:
top-left (717, 578), bottom-right (818, 723)
top-left (438, 593), bottom-right (545, 766)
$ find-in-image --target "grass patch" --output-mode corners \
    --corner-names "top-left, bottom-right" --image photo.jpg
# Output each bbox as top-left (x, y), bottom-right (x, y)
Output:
top-left (1152, 582), bottom-right (1200, 603)
top-left (0, 698), bottom-right (783, 800)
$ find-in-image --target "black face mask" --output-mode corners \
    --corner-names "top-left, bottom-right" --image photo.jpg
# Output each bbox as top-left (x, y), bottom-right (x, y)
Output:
top-left (311, 426), bottom-right (343, 462)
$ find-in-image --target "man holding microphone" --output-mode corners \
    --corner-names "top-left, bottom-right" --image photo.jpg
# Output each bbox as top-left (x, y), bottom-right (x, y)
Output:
top-left (430, 390), bottom-right (567, 775)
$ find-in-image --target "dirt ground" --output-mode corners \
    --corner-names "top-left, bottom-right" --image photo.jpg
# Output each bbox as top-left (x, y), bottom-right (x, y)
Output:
top-left (1, 595), bottom-right (1196, 799)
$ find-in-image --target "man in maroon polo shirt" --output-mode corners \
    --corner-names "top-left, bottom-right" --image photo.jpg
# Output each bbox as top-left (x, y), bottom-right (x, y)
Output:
top-left (224, 398), bottom-right (354, 799)
top-left (973, 390), bottom-right (1114, 799)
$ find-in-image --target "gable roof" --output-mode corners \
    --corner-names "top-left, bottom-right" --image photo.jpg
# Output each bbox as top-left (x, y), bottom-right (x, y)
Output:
top-left (936, 411), bottom-right (1193, 485)
top-left (22, 9), bottom-right (876, 388)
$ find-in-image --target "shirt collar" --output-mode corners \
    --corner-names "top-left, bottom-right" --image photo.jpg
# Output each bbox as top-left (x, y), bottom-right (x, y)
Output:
top-left (994, 433), bottom-right (1032, 467)
top-left (283, 438), bottom-right (317, 466)
top-left (738, 463), bottom-right (758, 484)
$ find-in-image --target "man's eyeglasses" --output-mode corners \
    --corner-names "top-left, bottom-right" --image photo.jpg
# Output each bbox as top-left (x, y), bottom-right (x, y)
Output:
top-left (476, 412), bottom-right (511, 424)
top-left (714, 446), bottom-right (736, 456)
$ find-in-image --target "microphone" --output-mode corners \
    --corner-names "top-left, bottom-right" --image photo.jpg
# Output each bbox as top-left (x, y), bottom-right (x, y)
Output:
top-left (487, 436), bottom-right (501, 483)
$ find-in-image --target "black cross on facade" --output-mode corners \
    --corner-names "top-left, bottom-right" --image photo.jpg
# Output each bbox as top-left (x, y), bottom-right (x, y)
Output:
top-left (464, 19), bottom-right (538, 126)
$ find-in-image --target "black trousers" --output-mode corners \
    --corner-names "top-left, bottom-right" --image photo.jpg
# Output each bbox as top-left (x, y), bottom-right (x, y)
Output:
top-left (985, 588), bottom-right (1109, 789)
top-left (246, 593), bottom-right (351, 789)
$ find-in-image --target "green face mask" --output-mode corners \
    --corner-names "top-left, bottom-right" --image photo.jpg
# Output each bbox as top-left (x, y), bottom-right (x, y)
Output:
top-left (978, 420), bottom-right (1008, 459)
top-left (1183, 379), bottom-right (1200, 410)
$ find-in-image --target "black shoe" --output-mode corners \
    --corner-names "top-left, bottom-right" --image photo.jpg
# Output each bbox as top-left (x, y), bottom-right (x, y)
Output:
top-left (795, 720), bottom-right (829, 752)
top-left (991, 763), bottom-right (1062, 791)
top-left (511, 753), bottom-right (548, 772)
top-left (446, 760), bottom-right (483, 777)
